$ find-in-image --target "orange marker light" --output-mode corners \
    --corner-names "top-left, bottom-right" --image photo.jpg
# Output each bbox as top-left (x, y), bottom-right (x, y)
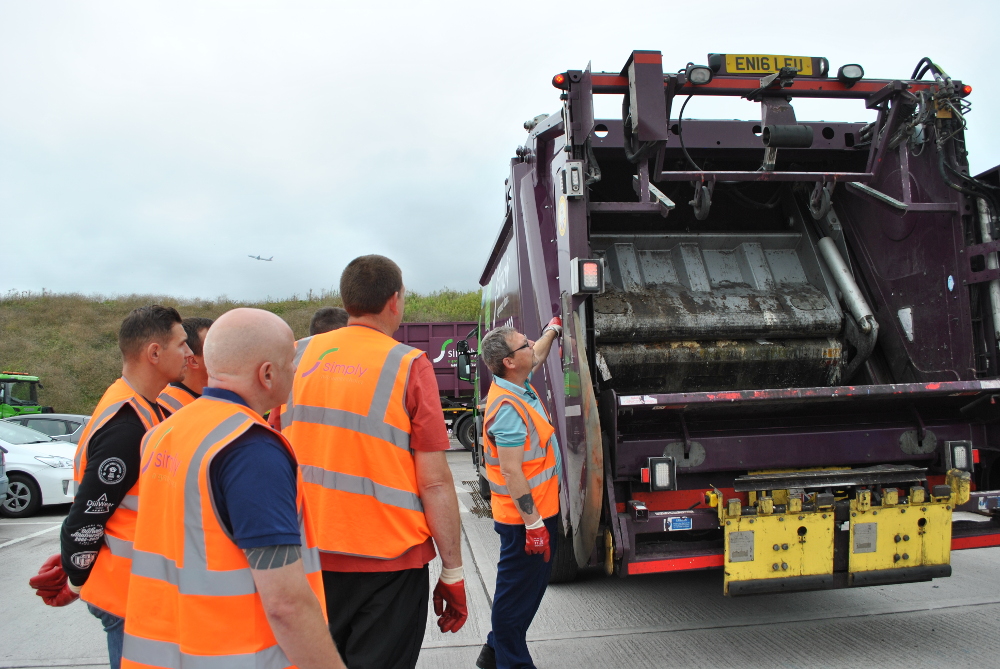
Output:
top-left (552, 73), bottom-right (566, 88)
top-left (962, 84), bottom-right (973, 95)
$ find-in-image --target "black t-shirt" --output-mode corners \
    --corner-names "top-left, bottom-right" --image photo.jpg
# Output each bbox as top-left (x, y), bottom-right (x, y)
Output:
top-left (60, 402), bottom-right (161, 586)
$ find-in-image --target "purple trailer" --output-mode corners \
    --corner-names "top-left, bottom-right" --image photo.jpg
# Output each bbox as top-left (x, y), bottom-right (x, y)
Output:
top-left (459, 51), bottom-right (1000, 591)
top-left (393, 322), bottom-right (478, 449)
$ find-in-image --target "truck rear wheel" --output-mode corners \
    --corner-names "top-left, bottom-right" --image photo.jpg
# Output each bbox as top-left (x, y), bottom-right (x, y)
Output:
top-left (478, 472), bottom-right (491, 500)
top-left (548, 516), bottom-right (579, 584)
top-left (455, 414), bottom-right (476, 451)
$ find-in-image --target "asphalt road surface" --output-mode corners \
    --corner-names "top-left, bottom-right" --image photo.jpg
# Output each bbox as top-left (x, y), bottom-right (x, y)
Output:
top-left (4, 446), bottom-right (1000, 669)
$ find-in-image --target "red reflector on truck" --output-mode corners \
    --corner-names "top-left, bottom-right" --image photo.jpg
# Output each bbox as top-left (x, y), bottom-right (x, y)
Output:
top-left (973, 448), bottom-right (980, 464)
top-left (640, 467), bottom-right (650, 483)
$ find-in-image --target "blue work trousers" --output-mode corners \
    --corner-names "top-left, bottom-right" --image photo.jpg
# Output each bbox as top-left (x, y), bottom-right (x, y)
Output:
top-left (87, 603), bottom-right (124, 669)
top-left (486, 515), bottom-right (558, 669)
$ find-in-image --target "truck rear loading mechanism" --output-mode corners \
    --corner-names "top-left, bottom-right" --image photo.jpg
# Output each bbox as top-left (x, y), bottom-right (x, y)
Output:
top-left (462, 51), bottom-right (1000, 595)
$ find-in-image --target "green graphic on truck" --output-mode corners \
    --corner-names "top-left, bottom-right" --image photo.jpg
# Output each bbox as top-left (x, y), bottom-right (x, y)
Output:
top-left (432, 339), bottom-right (454, 364)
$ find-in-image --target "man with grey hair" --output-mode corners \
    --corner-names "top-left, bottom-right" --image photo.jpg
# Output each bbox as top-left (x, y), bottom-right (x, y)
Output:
top-left (476, 317), bottom-right (563, 669)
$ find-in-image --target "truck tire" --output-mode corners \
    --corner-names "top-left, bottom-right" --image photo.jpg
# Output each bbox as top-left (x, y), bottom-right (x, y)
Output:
top-left (548, 517), bottom-right (579, 584)
top-left (478, 472), bottom-right (491, 500)
top-left (455, 414), bottom-right (476, 451)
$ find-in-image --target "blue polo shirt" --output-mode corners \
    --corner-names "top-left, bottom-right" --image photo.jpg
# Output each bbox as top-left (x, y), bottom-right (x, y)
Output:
top-left (486, 375), bottom-right (561, 471)
top-left (204, 388), bottom-right (301, 549)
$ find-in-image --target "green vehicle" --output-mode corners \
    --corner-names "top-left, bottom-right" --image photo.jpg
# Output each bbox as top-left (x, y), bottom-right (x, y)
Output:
top-left (0, 372), bottom-right (51, 419)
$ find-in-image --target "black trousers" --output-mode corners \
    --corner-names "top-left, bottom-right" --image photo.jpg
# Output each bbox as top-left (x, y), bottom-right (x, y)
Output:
top-left (322, 567), bottom-right (429, 669)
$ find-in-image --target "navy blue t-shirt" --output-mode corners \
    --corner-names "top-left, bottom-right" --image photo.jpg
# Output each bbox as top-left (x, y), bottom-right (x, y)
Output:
top-left (204, 388), bottom-right (301, 549)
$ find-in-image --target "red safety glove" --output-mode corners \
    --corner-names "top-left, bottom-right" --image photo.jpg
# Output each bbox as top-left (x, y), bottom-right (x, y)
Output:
top-left (40, 582), bottom-right (80, 607)
top-left (432, 579), bottom-right (468, 633)
top-left (29, 554), bottom-right (79, 606)
top-left (525, 524), bottom-right (551, 562)
top-left (29, 554), bottom-right (66, 592)
top-left (541, 316), bottom-right (563, 338)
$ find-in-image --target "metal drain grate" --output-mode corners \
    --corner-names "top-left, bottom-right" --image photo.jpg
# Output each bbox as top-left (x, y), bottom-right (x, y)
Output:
top-left (462, 480), bottom-right (493, 519)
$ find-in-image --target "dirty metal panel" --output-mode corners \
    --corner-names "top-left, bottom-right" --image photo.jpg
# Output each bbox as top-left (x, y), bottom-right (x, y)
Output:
top-left (848, 502), bottom-right (952, 574)
top-left (724, 512), bottom-right (835, 595)
top-left (599, 338), bottom-right (842, 394)
top-left (594, 235), bottom-right (841, 342)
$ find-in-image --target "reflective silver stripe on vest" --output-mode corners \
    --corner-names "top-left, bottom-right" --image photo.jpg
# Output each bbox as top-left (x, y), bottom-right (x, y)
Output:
top-left (288, 342), bottom-right (416, 451)
top-left (120, 495), bottom-right (139, 511)
top-left (487, 465), bottom-right (557, 496)
top-left (105, 534), bottom-right (134, 560)
top-left (158, 393), bottom-right (184, 413)
top-left (75, 400), bottom-right (129, 472)
top-left (484, 394), bottom-right (548, 462)
top-left (300, 464), bottom-right (424, 513)
top-left (289, 405), bottom-right (411, 451)
top-left (131, 398), bottom-right (155, 428)
top-left (123, 634), bottom-right (292, 669)
top-left (131, 549), bottom-right (256, 596)
top-left (282, 336), bottom-right (314, 427)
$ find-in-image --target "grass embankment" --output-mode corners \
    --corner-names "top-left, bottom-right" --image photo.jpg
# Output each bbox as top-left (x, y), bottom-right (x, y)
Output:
top-left (0, 290), bottom-right (480, 415)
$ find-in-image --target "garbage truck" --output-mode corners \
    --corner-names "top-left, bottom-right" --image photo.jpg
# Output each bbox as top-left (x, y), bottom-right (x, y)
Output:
top-left (457, 51), bottom-right (1000, 593)
top-left (393, 322), bottom-right (478, 448)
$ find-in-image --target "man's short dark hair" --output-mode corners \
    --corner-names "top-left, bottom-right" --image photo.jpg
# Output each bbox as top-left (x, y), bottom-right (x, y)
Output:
top-left (340, 255), bottom-right (404, 317)
top-left (182, 317), bottom-right (214, 356)
top-left (309, 307), bottom-right (349, 336)
top-left (119, 305), bottom-right (183, 360)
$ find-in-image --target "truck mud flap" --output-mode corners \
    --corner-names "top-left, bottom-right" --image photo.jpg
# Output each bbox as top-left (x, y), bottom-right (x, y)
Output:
top-left (728, 574), bottom-right (835, 596)
top-left (850, 564), bottom-right (951, 587)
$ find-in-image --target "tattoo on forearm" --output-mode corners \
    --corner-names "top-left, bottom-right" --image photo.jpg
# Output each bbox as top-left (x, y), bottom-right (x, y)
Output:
top-left (516, 493), bottom-right (535, 515)
top-left (243, 545), bottom-right (302, 569)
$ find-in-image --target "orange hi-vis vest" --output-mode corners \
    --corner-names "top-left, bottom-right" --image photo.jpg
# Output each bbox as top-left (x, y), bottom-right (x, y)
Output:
top-left (156, 383), bottom-right (198, 414)
top-left (121, 396), bottom-right (324, 669)
top-left (483, 381), bottom-right (559, 525)
top-left (283, 324), bottom-right (431, 561)
top-left (72, 378), bottom-right (162, 618)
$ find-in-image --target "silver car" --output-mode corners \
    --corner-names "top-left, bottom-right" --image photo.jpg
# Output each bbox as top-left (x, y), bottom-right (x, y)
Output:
top-left (3, 413), bottom-right (90, 444)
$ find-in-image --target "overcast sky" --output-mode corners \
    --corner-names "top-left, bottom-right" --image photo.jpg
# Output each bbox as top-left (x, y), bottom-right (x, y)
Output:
top-left (2, 0), bottom-right (997, 300)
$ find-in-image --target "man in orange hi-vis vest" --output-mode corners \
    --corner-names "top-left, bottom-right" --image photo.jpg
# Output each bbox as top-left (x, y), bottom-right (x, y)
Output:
top-left (28, 306), bottom-right (191, 669)
top-left (475, 320), bottom-right (562, 669)
top-left (157, 316), bottom-right (213, 413)
top-left (121, 308), bottom-right (345, 669)
top-left (283, 255), bottom-right (467, 669)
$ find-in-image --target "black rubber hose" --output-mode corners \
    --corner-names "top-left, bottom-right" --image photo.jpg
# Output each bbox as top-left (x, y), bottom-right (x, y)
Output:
top-left (677, 95), bottom-right (702, 171)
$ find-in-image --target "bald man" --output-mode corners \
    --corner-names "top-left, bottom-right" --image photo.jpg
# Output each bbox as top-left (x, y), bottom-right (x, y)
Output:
top-left (121, 309), bottom-right (346, 669)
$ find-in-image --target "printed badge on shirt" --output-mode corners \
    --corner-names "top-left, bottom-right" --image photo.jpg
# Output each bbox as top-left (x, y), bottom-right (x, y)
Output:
top-left (70, 524), bottom-right (105, 545)
top-left (70, 551), bottom-right (98, 569)
top-left (85, 494), bottom-right (114, 514)
top-left (98, 457), bottom-right (126, 484)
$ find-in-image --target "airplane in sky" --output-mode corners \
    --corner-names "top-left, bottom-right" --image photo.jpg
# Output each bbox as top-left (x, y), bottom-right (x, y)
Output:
top-left (248, 255), bottom-right (274, 262)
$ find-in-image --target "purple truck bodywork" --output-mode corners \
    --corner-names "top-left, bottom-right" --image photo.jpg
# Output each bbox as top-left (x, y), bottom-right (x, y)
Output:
top-left (472, 50), bottom-right (1000, 586)
top-left (392, 322), bottom-right (477, 399)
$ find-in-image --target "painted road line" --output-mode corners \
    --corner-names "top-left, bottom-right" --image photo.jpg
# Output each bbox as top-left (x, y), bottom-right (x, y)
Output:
top-left (0, 524), bottom-right (61, 549)
top-left (0, 522), bottom-right (66, 526)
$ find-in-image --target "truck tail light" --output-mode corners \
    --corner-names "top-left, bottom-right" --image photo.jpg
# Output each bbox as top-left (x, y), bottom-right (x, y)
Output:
top-left (571, 257), bottom-right (605, 295)
top-left (648, 456), bottom-right (677, 491)
top-left (973, 448), bottom-right (980, 464)
top-left (944, 440), bottom-right (974, 472)
top-left (640, 467), bottom-right (650, 483)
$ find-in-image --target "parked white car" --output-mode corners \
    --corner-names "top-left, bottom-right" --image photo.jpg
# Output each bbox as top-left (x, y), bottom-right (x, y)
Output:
top-left (3, 413), bottom-right (90, 444)
top-left (0, 421), bottom-right (76, 517)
